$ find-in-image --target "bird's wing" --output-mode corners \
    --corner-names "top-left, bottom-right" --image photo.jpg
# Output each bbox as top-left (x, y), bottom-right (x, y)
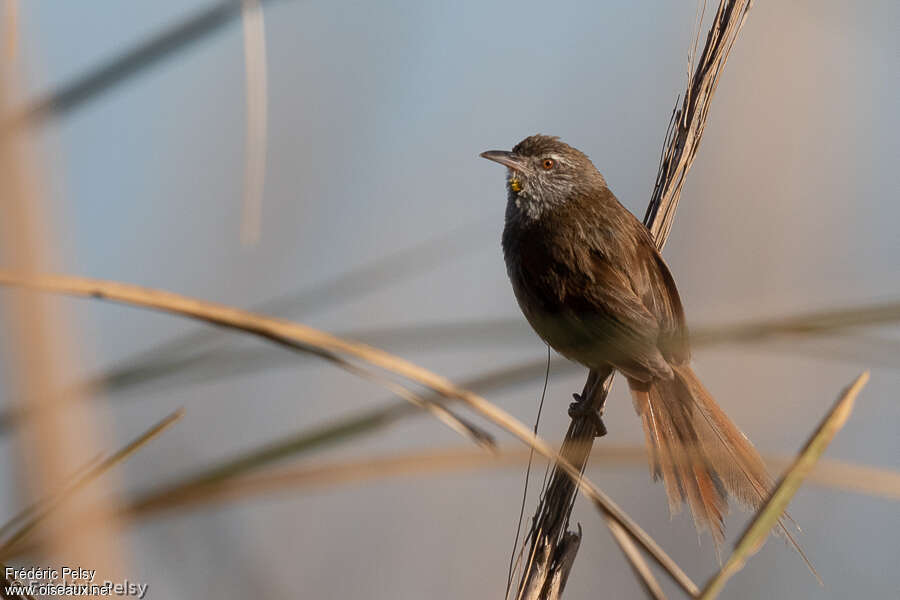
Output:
top-left (636, 244), bottom-right (690, 364)
top-left (554, 249), bottom-right (673, 382)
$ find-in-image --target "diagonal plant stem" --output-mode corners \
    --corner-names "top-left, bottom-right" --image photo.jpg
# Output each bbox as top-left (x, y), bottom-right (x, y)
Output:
top-left (0, 452), bottom-right (104, 541)
top-left (117, 444), bottom-right (898, 518)
top-left (1, 0), bottom-right (282, 131)
top-left (10, 424), bottom-right (891, 564)
top-left (1, 66), bottom-right (130, 585)
top-left (0, 221), bottom-right (490, 436)
top-left (0, 409), bottom-right (183, 558)
top-left (517, 1), bottom-right (754, 597)
top-left (0, 284), bottom-right (887, 438)
top-left (608, 520), bottom-right (667, 600)
top-left (0, 271), bottom-right (699, 596)
top-left (699, 371), bottom-right (869, 599)
top-left (31, 300), bottom-right (890, 405)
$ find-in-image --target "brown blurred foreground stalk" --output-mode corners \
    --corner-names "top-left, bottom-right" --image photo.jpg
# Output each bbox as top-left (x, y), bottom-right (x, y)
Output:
top-left (121, 444), bottom-right (899, 518)
top-left (0, 65), bottom-right (127, 592)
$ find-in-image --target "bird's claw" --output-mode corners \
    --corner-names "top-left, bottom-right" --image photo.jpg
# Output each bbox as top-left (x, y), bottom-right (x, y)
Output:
top-left (568, 393), bottom-right (607, 438)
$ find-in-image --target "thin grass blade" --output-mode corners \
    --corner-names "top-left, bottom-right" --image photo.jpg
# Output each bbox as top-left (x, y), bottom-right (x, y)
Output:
top-left (0, 272), bottom-right (699, 597)
top-left (699, 371), bottom-right (870, 600)
top-left (608, 520), bottom-right (667, 600)
top-left (0, 409), bottom-right (183, 556)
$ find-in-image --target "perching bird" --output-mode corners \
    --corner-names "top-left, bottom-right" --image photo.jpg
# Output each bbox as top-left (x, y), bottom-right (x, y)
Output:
top-left (481, 134), bottom-right (806, 557)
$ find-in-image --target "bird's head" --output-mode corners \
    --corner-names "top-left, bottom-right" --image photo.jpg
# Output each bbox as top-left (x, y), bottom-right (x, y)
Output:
top-left (480, 135), bottom-right (606, 219)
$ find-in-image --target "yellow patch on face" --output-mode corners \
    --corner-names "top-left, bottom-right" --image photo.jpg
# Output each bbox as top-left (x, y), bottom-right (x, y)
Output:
top-left (509, 177), bottom-right (522, 193)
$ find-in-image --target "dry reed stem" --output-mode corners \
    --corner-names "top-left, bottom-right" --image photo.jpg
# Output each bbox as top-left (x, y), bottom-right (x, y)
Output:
top-left (10, 428), bottom-right (891, 565)
top-left (0, 72), bottom-right (126, 592)
top-left (69, 221), bottom-right (491, 400)
top-left (239, 0), bottom-right (268, 245)
top-left (518, 1), bottom-right (754, 597)
top-left (0, 453), bottom-right (105, 541)
top-left (337, 301), bottom-right (900, 353)
top-left (3, 0), bottom-right (17, 62)
top-left (644, 0), bottom-right (753, 247)
top-left (130, 301), bottom-right (900, 385)
top-left (0, 271), bottom-right (699, 596)
top-left (129, 355), bottom-right (562, 491)
top-left (15, 298), bottom-right (885, 423)
top-left (0, 410), bottom-right (182, 559)
top-left (2, 0), bottom-right (276, 130)
top-left (117, 444), bottom-right (898, 522)
top-left (5, 280), bottom-right (891, 403)
top-left (690, 301), bottom-right (900, 347)
top-left (3, 290), bottom-right (888, 440)
top-left (541, 530), bottom-right (580, 600)
top-left (607, 520), bottom-right (667, 600)
top-left (700, 371), bottom-right (869, 599)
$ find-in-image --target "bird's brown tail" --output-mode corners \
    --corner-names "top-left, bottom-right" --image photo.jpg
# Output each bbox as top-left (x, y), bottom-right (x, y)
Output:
top-left (630, 364), bottom-right (809, 563)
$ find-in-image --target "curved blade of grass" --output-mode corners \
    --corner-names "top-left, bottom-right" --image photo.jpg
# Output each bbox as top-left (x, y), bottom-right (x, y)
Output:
top-left (133, 357), bottom-right (564, 496)
top-left (0, 409), bottom-right (183, 557)
top-left (302, 347), bottom-right (495, 448)
top-left (123, 349), bottom-right (897, 508)
top-left (0, 221), bottom-right (489, 428)
top-left (607, 520), bottom-right (667, 600)
top-left (0, 296), bottom-right (887, 437)
top-left (75, 299), bottom-right (898, 405)
top-left (699, 371), bottom-right (870, 600)
top-left (65, 360), bottom-right (900, 520)
top-left (0, 272), bottom-right (699, 597)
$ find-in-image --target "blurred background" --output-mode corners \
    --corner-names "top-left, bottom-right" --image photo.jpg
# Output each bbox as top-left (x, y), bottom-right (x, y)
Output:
top-left (1, 0), bottom-right (898, 598)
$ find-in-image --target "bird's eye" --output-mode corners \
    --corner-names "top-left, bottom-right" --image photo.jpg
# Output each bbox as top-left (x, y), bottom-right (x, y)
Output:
top-left (542, 158), bottom-right (555, 170)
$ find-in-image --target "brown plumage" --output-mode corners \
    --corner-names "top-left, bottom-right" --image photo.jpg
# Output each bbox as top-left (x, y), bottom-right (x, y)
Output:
top-left (482, 134), bottom-right (807, 559)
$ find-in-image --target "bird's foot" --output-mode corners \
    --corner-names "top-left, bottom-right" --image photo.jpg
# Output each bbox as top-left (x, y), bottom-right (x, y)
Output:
top-left (568, 393), bottom-right (607, 438)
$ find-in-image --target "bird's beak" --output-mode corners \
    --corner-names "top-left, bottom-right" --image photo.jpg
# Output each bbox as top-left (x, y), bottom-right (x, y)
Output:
top-left (480, 150), bottom-right (527, 172)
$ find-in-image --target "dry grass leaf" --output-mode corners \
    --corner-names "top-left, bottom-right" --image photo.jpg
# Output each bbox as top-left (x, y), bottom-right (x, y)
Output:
top-left (699, 371), bottom-right (869, 599)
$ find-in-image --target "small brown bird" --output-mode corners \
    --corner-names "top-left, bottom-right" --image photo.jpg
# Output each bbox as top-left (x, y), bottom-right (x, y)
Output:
top-left (481, 134), bottom-right (802, 554)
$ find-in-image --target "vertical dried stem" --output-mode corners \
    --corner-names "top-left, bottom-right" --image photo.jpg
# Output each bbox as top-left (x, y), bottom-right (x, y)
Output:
top-left (515, 2), bottom-right (753, 598)
top-left (0, 61), bottom-right (126, 589)
top-left (3, 0), bottom-right (18, 63)
top-left (239, 0), bottom-right (268, 245)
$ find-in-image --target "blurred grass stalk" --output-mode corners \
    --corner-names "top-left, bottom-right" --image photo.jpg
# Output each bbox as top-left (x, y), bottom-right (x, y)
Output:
top-left (0, 276), bottom-right (700, 594)
top-left (3, 0), bottom-right (282, 131)
top-left (0, 410), bottom-right (183, 561)
top-left (2, 1), bottom-right (17, 63)
top-left (239, 0), bottom-right (268, 246)
top-left (57, 220), bottom-right (492, 408)
top-left (700, 371), bottom-right (870, 599)
top-left (7, 427), bottom-right (894, 568)
top-left (0, 60), bottom-right (127, 584)
top-left (120, 444), bottom-right (899, 518)
top-left (83, 299), bottom-right (900, 400)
